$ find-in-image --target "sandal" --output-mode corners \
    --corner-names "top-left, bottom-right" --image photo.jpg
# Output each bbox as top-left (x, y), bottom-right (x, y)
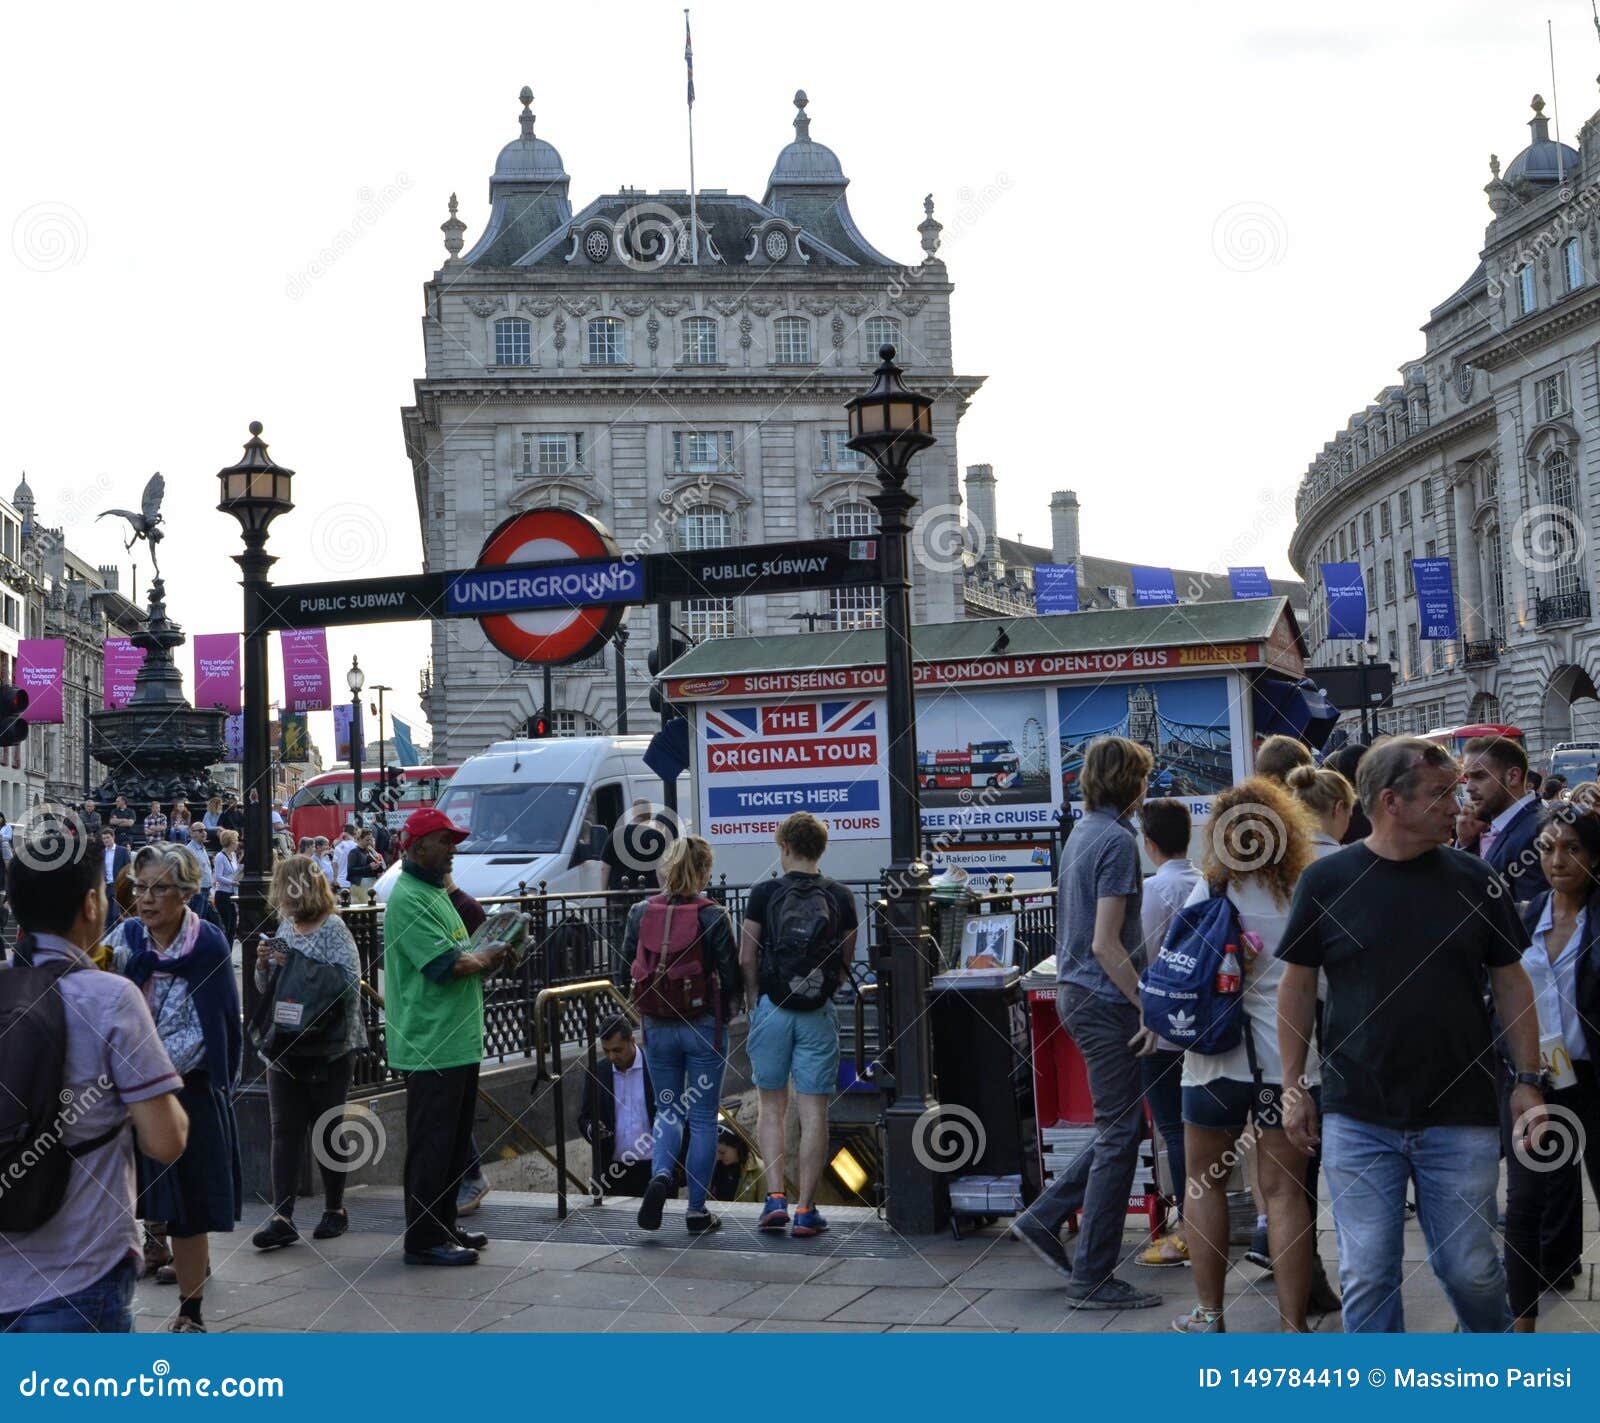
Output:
top-left (1137, 1232), bottom-right (1190, 1268)
top-left (169, 1315), bottom-right (207, 1333)
top-left (1172, 1305), bottom-right (1225, 1333)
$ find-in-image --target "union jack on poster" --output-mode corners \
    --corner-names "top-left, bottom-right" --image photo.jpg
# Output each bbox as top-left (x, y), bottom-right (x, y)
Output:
top-left (703, 705), bottom-right (758, 740)
top-left (820, 700), bottom-right (876, 733)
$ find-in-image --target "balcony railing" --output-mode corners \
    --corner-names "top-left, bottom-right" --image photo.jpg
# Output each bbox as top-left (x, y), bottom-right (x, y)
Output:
top-left (1536, 590), bottom-right (1592, 628)
top-left (1461, 635), bottom-right (1501, 665)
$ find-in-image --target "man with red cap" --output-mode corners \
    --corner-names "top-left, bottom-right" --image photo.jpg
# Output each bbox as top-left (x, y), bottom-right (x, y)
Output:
top-left (384, 807), bottom-right (511, 1266)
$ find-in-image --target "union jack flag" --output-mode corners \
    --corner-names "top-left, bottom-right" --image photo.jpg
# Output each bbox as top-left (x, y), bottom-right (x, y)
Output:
top-left (703, 705), bottom-right (758, 740)
top-left (684, 11), bottom-right (695, 107)
top-left (820, 700), bottom-right (876, 733)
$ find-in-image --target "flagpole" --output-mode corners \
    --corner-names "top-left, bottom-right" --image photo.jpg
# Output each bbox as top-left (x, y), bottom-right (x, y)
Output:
top-left (686, 8), bottom-right (698, 265)
top-left (1551, 18), bottom-right (1565, 185)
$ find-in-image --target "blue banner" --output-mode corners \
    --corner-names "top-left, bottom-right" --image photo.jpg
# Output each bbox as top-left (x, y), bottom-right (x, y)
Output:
top-left (1033, 563), bottom-right (1079, 614)
top-left (1320, 561), bottom-right (1367, 640)
top-left (1412, 556), bottom-right (1459, 639)
top-left (708, 778), bottom-right (881, 818)
top-left (1131, 565), bottom-right (1177, 606)
top-left (1228, 566), bottom-right (1272, 599)
top-left (391, 717), bottom-right (419, 767)
top-left (445, 559), bottom-right (643, 615)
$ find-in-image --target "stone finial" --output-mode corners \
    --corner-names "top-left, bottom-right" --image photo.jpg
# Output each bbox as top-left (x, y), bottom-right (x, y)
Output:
top-left (1532, 94), bottom-right (1546, 116)
top-left (519, 86), bottom-right (535, 141)
top-left (441, 192), bottom-right (467, 258)
top-left (1489, 153), bottom-right (1500, 180)
top-left (918, 193), bottom-right (943, 259)
top-left (793, 89), bottom-right (810, 141)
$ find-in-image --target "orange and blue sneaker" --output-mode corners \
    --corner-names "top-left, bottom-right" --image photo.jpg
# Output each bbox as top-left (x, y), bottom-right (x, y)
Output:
top-left (791, 1206), bottom-right (829, 1238)
top-left (758, 1195), bottom-right (791, 1232)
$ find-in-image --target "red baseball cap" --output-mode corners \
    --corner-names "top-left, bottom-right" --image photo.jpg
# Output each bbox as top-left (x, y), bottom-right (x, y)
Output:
top-left (401, 807), bottom-right (469, 847)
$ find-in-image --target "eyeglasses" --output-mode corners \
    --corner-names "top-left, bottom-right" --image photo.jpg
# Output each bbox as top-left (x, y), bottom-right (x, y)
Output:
top-left (131, 882), bottom-right (181, 899)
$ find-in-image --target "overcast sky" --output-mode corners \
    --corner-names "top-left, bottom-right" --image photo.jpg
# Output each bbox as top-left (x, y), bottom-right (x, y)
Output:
top-left (1, 0), bottom-right (1585, 761)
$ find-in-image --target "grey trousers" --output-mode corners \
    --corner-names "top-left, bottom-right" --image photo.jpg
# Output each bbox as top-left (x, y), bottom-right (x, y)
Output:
top-left (1027, 985), bottom-right (1145, 1288)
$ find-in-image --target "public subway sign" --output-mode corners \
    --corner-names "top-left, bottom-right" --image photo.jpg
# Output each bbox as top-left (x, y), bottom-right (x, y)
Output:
top-left (666, 643), bottom-right (1264, 701)
top-left (649, 539), bottom-right (881, 602)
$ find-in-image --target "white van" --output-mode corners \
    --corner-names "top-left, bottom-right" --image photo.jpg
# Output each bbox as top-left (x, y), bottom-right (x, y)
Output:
top-left (373, 735), bottom-right (669, 903)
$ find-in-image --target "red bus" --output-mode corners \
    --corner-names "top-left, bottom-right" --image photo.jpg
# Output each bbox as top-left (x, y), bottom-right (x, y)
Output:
top-left (1420, 723), bottom-right (1525, 760)
top-left (287, 765), bottom-right (456, 845)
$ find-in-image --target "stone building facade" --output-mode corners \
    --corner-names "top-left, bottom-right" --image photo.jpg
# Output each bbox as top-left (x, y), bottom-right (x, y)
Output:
top-left (405, 88), bottom-right (983, 762)
top-left (1291, 93), bottom-right (1600, 760)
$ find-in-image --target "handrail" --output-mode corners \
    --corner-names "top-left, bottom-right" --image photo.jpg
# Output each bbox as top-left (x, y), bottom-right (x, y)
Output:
top-left (532, 979), bottom-right (637, 1081)
top-left (853, 980), bottom-right (879, 1081)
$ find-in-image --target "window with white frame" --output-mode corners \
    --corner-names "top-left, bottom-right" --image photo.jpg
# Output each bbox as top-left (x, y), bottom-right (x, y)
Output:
top-left (1399, 490), bottom-right (1411, 526)
top-left (863, 315), bottom-right (900, 358)
top-left (817, 429), bottom-right (867, 472)
top-left (550, 710), bottom-right (602, 737)
top-left (1383, 559), bottom-right (1395, 602)
top-left (1566, 237), bottom-right (1585, 293)
top-left (587, 317), bottom-right (626, 365)
top-left (1485, 524), bottom-right (1505, 637)
top-left (671, 430), bottom-right (736, 474)
top-left (1387, 631), bottom-right (1398, 665)
top-left (1519, 266), bottom-right (1537, 316)
top-left (829, 586), bottom-right (882, 630)
top-left (829, 501), bottom-right (880, 539)
top-left (683, 600), bottom-right (737, 640)
top-left (1403, 552), bottom-right (1414, 596)
top-left (1380, 502), bottom-right (1392, 537)
top-left (1337, 528), bottom-right (1346, 559)
top-left (1409, 394), bottom-right (1427, 435)
top-left (1420, 478), bottom-right (1434, 516)
top-left (679, 503), bottom-right (736, 638)
top-left (1540, 449), bottom-right (1583, 597)
top-left (522, 432), bottom-right (585, 477)
top-left (1407, 623), bottom-right (1420, 679)
top-left (1536, 371), bottom-right (1570, 423)
top-left (773, 317), bottom-right (811, 363)
top-left (1365, 567), bottom-right (1376, 613)
top-left (1362, 511), bottom-right (1373, 543)
top-left (495, 318), bottom-right (532, 366)
top-left (682, 316), bottom-right (719, 365)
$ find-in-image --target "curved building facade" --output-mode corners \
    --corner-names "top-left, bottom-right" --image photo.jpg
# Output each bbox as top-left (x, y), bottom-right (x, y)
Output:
top-left (1291, 94), bottom-right (1600, 760)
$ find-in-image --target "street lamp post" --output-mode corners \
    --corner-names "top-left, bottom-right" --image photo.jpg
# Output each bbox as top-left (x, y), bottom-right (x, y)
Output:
top-left (613, 619), bottom-right (629, 735)
top-left (347, 655), bottom-right (365, 828)
top-left (845, 344), bottom-right (942, 1235)
top-left (371, 684), bottom-right (391, 819)
top-left (216, 421), bottom-right (294, 1191)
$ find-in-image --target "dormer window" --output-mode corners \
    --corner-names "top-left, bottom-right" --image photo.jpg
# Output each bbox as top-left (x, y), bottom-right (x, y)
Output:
top-left (583, 228), bottom-right (611, 263)
top-left (763, 230), bottom-right (790, 261)
top-left (494, 318), bottom-right (532, 366)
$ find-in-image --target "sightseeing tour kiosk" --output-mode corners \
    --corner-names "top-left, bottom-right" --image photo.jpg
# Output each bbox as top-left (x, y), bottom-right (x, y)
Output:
top-left (661, 597), bottom-right (1317, 1220)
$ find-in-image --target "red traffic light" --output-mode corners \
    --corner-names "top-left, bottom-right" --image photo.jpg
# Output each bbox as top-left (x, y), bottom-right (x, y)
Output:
top-left (0, 684), bottom-right (28, 748)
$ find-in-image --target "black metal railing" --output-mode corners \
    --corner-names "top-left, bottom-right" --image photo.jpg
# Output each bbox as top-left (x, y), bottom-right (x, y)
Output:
top-left (1461, 635), bottom-right (1501, 665)
top-left (1536, 590), bottom-right (1591, 627)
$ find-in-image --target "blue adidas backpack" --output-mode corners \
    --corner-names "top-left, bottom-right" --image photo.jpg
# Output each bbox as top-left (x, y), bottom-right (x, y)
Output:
top-left (1139, 887), bottom-right (1247, 1054)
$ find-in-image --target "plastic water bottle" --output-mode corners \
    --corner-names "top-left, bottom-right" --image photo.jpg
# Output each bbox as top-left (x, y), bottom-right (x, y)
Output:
top-left (1215, 946), bottom-right (1242, 994)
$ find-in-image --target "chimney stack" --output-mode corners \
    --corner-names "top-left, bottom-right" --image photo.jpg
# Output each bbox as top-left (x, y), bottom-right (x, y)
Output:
top-left (1050, 490), bottom-right (1080, 565)
top-left (963, 464), bottom-right (998, 571)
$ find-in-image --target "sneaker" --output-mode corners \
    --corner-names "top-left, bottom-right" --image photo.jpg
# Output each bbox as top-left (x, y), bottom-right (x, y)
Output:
top-left (1244, 1223), bottom-right (1273, 1272)
top-left (685, 1210), bottom-right (722, 1235)
top-left (791, 1207), bottom-right (829, 1238)
top-left (250, 1216), bottom-right (300, 1251)
top-left (757, 1195), bottom-right (791, 1232)
top-left (1137, 1232), bottom-right (1190, 1268)
top-left (1172, 1305), bottom-right (1225, 1333)
top-left (637, 1173), bottom-right (672, 1231)
top-left (1307, 1259), bottom-right (1342, 1316)
top-left (457, 1175), bottom-right (491, 1217)
top-left (1012, 1212), bottom-right (1074, 1280)
top-left (312, 1208), bottom-right (348, 1241)
top-left (1062, 1276), bottom-right (1162, 1310)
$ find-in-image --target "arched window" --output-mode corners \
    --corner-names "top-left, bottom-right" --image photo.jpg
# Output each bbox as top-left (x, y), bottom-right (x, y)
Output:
top-left (679, 504), bottom-right (735, 639)
top-left (829, 501), bottom-right (880, 539)
top-left (864, 315), bottom-right (900, 359)
top-left (773, 317), bottom-right (811, 364)
top-left (587, 317), bottom-right (626, 365)
top-left (1566, 237), bottom-right (1585, 293)
top-left (495, 318), bottom-right (532, 366)
top-left (1540, 449), bottom-right (1582, 597)
top-left (682, 316), bottom-right (719, 365)
top-left (1483, 522), bottom-right (1505, 638)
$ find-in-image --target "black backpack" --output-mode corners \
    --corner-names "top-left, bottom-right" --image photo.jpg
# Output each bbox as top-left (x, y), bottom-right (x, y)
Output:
top-left (759, 875), bottom-right (843, 1012)
top-left (250, 949), bottom-right (350, 1063)
top-left (0, 961), bottom-right (125, 1233)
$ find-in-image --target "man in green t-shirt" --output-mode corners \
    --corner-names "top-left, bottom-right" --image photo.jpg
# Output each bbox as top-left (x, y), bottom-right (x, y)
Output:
top-left (384, 808), bottom-right (510, 1266)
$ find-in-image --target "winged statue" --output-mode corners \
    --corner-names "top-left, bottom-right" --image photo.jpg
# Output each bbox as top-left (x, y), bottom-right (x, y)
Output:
top-left (97, 472), bottom-right (165, 576)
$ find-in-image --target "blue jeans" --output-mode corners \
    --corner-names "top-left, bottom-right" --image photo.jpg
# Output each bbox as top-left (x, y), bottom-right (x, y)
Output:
top-left (1321, 1114), bottom-right (1509, 1333)
top-left (641, 1015), bottom-right (726, 1212)
top-left (1, 1257), bottom-right (137, 1333)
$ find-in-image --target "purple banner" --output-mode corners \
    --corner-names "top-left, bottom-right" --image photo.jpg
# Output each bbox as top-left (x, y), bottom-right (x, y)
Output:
top-left (104, 637), bottom-right (147, 709)
top-left (223, 714), bottom-right (244, 763)
top-left (194, 633), bottom-right (242, 714)
top-left (280, 629), bottom-right (331, 713)
top-left (18, 638), bottom-right (65, 724)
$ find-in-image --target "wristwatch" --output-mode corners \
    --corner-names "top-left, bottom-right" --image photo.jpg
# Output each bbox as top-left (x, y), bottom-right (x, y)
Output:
top-left (1513, 1070), bottom-right (1546, 1090)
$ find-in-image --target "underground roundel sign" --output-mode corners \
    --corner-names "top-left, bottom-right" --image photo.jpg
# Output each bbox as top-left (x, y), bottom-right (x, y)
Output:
top-left (469, 509), bottom-right (631, 665)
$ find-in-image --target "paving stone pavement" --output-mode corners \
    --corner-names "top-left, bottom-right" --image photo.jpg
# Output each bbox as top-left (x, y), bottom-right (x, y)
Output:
top-left (130, 1187), bottom-right (1600, 1334)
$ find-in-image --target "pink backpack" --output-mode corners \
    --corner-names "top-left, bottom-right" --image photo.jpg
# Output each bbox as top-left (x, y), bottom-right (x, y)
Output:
top-left (631, 894), bottom-right (717, 1025)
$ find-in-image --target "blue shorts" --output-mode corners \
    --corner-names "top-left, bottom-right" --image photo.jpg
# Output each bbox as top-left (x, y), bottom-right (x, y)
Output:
top-left (1182, 1078), bottom-right (1319, 1133)
top-left (747, 996), bottom-right (840, 1095)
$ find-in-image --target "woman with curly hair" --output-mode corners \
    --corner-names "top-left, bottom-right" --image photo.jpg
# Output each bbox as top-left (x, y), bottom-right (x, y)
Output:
top-left (1173, 776), bottom-right (1319, 1334)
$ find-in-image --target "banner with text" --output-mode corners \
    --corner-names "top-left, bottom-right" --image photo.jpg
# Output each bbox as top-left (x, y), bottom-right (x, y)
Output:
top-left (223, 713), bottom-right (244, 762)
top-left (1033, 563), bottom-right (1079, 615)
top-left (103, 638), bottom-right (147, 709)
top-left (1320, 562), bottom-right (1368, 640)
top-left (916, 685), bottom-right (1061, 834)
top-left (280, 629), bottom-right (331, 713)
top-left (18, 639), bottom-right (64, 723)
top-left (1131, 566), bottom-right (1177, 606)
top-left (333, 703), bottom-right (365, 763)
top-left (194, 633), bottom-right (242, 714)
top-left (1412, 557), bottom-right (1459, 639)
top-left (1228, 566), bottom-right (1273, 600)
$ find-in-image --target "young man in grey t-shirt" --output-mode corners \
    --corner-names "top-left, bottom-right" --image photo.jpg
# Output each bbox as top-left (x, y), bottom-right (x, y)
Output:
top-left (1014, 736), bottom-right (1161, 1310)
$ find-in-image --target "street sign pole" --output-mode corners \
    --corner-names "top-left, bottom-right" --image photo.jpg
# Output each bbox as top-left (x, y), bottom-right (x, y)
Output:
top-left (657, 603), bottom-right (677, 814)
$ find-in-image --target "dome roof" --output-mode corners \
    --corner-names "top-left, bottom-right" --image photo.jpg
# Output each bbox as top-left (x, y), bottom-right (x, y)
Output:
top-left (766, 91), bottom-right (846, 188)
top-left (492, 87), bottom-right (568, 186)
top-left (13, 472), bottom-right (32, 508)
top-left (1505, 95), bottom-right (1579, 185)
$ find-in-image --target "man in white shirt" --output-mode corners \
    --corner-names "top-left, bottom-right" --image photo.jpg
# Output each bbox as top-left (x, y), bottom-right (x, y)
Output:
top-left (579, 1019), bottom-right (657, 1197)
top-left (332, 824), bottom-right (358, 889)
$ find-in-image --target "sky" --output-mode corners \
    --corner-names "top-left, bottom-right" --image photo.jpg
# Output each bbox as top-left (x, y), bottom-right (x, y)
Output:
top-left (1, 0), bottom-right (1588, 762)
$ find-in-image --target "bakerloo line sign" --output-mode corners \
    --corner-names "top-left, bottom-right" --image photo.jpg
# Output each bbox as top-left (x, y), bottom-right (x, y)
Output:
top-left (258, 508), bottom-right (884, 664)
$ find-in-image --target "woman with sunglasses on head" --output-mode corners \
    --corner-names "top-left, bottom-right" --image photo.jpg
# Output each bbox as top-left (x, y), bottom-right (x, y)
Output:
top-left (1503, 802), bottom-right (1600, 1330)
top-left (108, 843), bottom-right (241, 1333)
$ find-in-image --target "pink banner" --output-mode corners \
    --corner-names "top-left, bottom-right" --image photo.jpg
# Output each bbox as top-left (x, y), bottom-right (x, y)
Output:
top-left (194, 633), bottom-right (242, 714)
top-left (280, 629), bottom-right (331, 712)
top-left (18, 638), bottom-right (65, 723)
top-left (104, 638), bottom-right (147, 709)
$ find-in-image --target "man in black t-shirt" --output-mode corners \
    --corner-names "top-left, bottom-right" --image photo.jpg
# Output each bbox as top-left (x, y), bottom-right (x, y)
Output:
top-left (601, 800), bottom-right (671, 891)
top-left (1278, 737), bottom-right (1545, 1334)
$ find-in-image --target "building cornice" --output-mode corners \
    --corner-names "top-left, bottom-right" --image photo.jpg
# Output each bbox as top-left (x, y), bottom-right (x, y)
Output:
top-left (1288, 403), bottom-right (1496, 573)
top-left (1456, 285), bottom-right (1600, 371)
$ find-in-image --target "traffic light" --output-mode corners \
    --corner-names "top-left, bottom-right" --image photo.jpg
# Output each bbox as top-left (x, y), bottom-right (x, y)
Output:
top-left (383, 765), bottom-right (404, 803)
top-left (0, 685), bottom-right (29, 748)
top-left (529, 710), bottom-right (551, 738)
top-left (647, 641), bottom-right (688, 720)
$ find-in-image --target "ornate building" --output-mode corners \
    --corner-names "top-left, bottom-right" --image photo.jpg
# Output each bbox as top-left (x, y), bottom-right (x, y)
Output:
top-left (1291, 93), bottom-right (1600, 758)
top-left (405, 87), bottom-right (983, 761)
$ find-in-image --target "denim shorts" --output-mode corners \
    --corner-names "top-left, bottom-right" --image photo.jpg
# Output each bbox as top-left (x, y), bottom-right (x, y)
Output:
top-left (746, 996), bottom-right (840, 1095)
top-left (1183, 1077), bottom-right (1288, 1132)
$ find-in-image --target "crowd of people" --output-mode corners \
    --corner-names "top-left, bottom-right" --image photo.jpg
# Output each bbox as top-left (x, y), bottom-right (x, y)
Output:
top-left (1016, 729), bottom-right (1599, 1334)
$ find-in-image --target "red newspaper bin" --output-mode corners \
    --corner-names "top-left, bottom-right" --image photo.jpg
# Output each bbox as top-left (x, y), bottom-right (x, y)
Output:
top-left (1027, 987), bottom-right (1166, 1237)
